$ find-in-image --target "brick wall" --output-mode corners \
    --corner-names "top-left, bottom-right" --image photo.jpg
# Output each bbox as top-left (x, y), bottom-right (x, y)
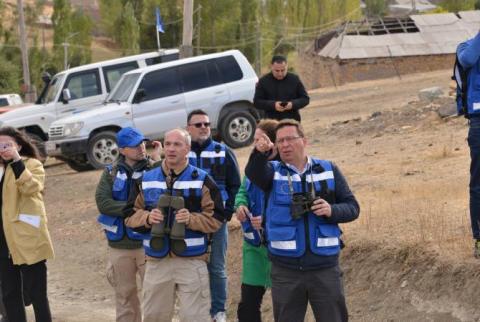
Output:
top-left (296, 51), bottom-right (455, 90)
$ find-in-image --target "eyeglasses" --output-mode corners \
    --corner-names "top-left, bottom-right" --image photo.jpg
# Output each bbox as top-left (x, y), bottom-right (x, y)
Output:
top-left (189, 122), bottom-right (211, 128)
top-left (276, 136), bottom-right (303, 145)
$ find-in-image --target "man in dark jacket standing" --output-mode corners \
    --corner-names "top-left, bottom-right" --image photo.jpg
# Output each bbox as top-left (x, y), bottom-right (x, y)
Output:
top-left (254, 55), bottom-right (310, 122)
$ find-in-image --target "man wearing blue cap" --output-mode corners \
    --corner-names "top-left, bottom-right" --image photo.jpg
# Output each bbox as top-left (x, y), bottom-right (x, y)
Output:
top-left (95, 127), bottom-right (162, 322)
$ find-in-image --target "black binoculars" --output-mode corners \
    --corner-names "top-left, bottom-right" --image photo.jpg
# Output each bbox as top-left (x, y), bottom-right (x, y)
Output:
top-left (290, 192), bottom-right (316, 220)
top-left (150, 194), bottom-right (187, 254)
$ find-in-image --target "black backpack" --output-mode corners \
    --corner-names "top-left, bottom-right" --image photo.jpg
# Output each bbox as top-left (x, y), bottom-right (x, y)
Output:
top-left (452, 53), bottom-right (470, 117)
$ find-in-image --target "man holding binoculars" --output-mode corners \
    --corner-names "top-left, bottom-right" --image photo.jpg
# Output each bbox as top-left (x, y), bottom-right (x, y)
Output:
top-left (125, 128), bottom-right (225, 322)
top-left (245, 119), bottom-right (360, 322)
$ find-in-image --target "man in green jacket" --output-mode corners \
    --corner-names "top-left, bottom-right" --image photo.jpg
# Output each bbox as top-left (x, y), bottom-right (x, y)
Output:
top-left (95, 127), bottom-right (161, 322)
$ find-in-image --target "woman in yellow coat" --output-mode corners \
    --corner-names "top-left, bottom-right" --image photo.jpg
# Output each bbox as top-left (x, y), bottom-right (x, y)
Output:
top-left (0, 126), bottom-right (54, 322)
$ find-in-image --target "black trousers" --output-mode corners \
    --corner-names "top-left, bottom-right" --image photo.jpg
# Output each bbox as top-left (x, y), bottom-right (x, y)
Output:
top-left (0, 258), bottom-right (51, 322)
top-left (237, 284), bottom-right (267, 322)
top-left (271, 264), bottom-right (348, 322)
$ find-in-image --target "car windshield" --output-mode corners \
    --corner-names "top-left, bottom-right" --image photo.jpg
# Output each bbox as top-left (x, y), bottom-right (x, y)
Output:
top-left (106, 73), bottom-right (140, 103)
top-left (43, 74), bottom-right (65, 104)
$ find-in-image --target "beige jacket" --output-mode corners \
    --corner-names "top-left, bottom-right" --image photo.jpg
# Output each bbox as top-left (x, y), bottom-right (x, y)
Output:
top-left (2, 158), bottom-right (54, 265)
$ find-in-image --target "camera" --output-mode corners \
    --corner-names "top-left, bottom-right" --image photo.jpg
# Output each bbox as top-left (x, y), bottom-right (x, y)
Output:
top-left (280, 101), bottom-right (288, 107)
top-left (0, 143), bottom-right (12, 152)
top-left (290, 192), bottom-right (316, 220)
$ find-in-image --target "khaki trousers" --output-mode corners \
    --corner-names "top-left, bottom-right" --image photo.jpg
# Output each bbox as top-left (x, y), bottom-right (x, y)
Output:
top-left (107, 247), bottom-right (146, 322)
top-left (143, 258), bottom-right (210, 322)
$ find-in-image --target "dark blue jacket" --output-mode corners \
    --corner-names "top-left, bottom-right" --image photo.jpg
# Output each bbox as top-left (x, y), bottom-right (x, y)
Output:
top-left (458, 32), bottom-right (480, 117)
top-left (245, 150), bottom-right (359, 271)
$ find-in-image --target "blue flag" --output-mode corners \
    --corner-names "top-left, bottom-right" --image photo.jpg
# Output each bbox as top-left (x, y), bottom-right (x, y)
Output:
top-left (156, 7), bottom-right (165, 33)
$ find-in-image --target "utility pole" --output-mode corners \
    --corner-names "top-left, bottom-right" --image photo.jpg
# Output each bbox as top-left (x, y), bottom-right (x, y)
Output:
top-left (62, 42), bottom-right (69, 70)
top-left (255, 18), bottom-right (262, 75)
top-left (195, 4), bottom-right (202, 55)
top-left (17, 0), bottom-right (34, 102)
top-left (180, 0), bottom-right (194, 58)
top-left (62, 32), bottom-right (80, 70)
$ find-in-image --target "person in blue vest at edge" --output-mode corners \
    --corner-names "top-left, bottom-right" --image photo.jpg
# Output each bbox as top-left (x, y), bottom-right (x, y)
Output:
top-left (457, 32), bottom-right (480, 258)
top-left (245, 119), bottom-right (360, 322)
top-left (125, 128), bottom-right (226, 322)
top-left (186, 109), bottom-right (241, 322)
top-left (235, 118), bottom-right (279, 322)
top-left (95, 127), bottom-right (162, 322)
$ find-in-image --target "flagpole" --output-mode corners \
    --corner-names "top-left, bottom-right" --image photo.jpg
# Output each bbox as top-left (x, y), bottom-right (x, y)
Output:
top-left (156, 26), bottom-right (161, 51)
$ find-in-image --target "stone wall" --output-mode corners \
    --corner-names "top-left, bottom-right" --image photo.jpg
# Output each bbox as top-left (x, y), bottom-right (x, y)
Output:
top-left (296, 51), bottom-right (455, 90)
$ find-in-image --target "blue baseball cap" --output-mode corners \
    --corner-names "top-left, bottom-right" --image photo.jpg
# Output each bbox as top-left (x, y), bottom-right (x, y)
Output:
top-left (116, 127), bottom-right (148, 148)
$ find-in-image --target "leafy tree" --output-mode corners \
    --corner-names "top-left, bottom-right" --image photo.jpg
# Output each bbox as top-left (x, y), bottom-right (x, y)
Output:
top-left (140, 0), bottom-right (183, 50)
top-left (238, 0), bottom-right (258, 62)
top-left (0, 55), bottom-right (21, 94)
top-left (119, 2), bottom-right (140, 55)
top-left (365, 0), bottom-right (386, 17)
top-left (439, 0), bottom-right (476, 11)
top-left (52, 0), bottom-right (92, 70)
top-left (99, 0), bottom-right (124, 37)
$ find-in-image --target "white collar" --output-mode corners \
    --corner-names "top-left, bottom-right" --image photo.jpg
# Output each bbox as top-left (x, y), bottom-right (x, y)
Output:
top-left (285, 156), bottom-right (312, 175)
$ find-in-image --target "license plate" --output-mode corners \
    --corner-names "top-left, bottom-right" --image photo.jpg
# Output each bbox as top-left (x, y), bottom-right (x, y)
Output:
top-left (46, 141), bottom-right (57, 152)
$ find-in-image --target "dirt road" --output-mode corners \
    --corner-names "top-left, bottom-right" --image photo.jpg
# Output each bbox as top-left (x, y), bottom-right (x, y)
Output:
top-left (30, 69), bottom-right (480, 321)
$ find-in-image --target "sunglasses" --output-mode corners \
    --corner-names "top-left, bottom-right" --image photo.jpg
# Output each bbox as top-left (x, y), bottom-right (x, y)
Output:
top-left (189, 122), bottom-right (211, 128)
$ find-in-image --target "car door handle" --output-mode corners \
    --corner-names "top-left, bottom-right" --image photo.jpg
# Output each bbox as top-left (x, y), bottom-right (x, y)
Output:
top-left (62, 108), bottom-right (76, 113)
top-left (214, 91), bottom-right (225, 94)
top-left (170, 100), bottom-right (180, 104)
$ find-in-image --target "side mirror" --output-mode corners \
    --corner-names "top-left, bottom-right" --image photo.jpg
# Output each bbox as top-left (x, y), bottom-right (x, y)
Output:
top-left (62, 89), bottom-right (71, 104)
top-left (132, 89), bottom-right (146, 104)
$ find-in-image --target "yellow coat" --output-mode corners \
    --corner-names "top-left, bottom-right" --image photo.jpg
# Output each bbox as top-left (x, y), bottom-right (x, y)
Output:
top-left (2, 158), bottom-right (54, 265)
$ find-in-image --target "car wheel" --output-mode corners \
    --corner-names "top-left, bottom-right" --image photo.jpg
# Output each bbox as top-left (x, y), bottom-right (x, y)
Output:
top-left (86, 131), bottom-right (119, 169)
top-left (220, 110), bottom-right (256, 148)
top-left (65, 159), bottom-right (95, 172)
top-left (27, 133), bottom-right (47, 163)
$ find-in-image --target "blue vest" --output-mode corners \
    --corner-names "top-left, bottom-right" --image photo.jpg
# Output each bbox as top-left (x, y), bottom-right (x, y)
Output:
top-left (241, 178), bottom-right (264, 247)
top-left (458, 37), bottom-right (480, 117)
top-left (141, 165), bottom-right (209, 258)
top-left (188, 140), bottom-right (228, 202)
top-left (266, 159), bottom-right (341, 258)
top-left (97, 166), bottom-right (147, 241)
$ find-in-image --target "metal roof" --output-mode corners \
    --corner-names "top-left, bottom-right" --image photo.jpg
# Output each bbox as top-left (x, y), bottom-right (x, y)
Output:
top-left (317, 10), bottom-right (480, 59)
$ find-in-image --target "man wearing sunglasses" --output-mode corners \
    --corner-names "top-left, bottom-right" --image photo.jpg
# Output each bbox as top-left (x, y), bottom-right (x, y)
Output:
top-left (186, 109), bottom-right (241, 322)
top-left (245, 119), bottom-right (359, 322)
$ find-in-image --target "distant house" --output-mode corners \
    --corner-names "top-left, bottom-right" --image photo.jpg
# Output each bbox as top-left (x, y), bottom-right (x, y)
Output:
top-left (297, 11), bottom-right (480, 89)
top-left (389, 0), bottom-right (437, 15)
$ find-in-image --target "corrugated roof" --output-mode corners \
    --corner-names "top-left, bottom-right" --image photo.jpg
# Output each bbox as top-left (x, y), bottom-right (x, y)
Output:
top-left (318, 10), bottom-right (480, 59)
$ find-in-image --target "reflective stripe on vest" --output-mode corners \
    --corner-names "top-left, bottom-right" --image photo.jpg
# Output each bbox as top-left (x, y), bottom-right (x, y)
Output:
top-left (142, 165), bottom-right (209, 258)
top-left (240, 178), bottom-right (263, 247)
top-left (266, 159), bottom-right (341, 258)
top-left (188, 140), bottom-right (228, 201)
top-left (98, 167), bottom-right (147, 242)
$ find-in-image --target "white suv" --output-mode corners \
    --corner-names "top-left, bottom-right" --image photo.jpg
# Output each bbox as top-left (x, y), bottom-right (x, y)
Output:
top-left (47, 50), bottom-right (259, 171)
top-left (0, 50), bottom-right (178, 159)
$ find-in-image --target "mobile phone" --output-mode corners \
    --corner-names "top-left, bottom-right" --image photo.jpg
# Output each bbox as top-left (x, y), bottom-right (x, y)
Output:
top-left (280, 101), bottom-right (288, 107)
top-left (0, 143), bottom-right (12, 152)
